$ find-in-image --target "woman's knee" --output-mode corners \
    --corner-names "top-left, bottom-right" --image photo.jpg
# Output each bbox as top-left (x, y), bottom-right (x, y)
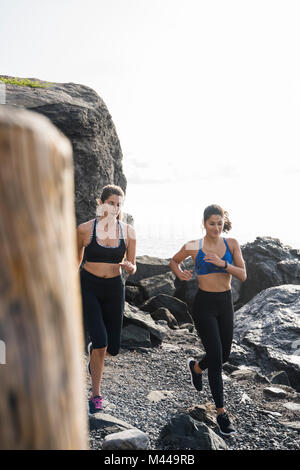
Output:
top-left (92, 346), bottom-right (107, 355)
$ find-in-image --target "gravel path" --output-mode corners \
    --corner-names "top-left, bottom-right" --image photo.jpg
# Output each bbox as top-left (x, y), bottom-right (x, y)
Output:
top-left (86, 333), bottom-right (300, 451)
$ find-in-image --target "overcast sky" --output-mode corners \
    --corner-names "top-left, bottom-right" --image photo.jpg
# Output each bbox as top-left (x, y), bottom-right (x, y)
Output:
top-left (1, 1), bottom-right (300, 251)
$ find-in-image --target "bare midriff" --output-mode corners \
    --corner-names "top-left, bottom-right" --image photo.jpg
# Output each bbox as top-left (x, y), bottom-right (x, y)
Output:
top-left (196, 272), bottom-right (232, 292)
top-left (190, 252), bottom-right (232, 292)
top-left (83, 261), bottom-right (123, 278)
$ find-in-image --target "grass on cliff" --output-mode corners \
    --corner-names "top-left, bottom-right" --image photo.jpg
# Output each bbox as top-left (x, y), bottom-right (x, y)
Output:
top-left (0, 77), bottom-right (53, 88)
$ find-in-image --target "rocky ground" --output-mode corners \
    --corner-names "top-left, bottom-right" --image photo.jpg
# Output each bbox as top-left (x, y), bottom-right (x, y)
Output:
top-left (84, 328), bottom-right (300, 451)
top-left (82, 240), bottom-right (300, 451)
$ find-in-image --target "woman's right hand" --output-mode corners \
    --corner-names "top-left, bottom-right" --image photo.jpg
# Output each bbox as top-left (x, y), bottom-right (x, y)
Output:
top-left (177, 269), bottom-right (193, 281)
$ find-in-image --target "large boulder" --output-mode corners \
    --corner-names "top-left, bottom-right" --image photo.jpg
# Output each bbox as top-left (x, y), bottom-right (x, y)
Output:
top-left (102, 428), bottom-right (150, 450)
top-left (124, 255), bottom-right (174, 299)
top-left (140, 294), bottom-right (193, 325)
top-left (137, 272), bottom-right (177, 301)
top-left (121, 324), bottom-right (152, 349)
top-left (127, 255), bottom-right (172, 284)
top-left (159, 413), bottom-right (227, 450)
top-left (123, 302), bottom-right (168, 347)
top-left (2, 74), bottom-right (126, 225)
top-left (232, 284), bottom-right (300, 391)
top-left (235, 237), bottom-right (300, 309)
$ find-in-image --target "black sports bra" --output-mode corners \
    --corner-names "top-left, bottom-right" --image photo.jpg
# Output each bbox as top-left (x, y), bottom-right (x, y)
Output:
top-left (84, 218), bottom-right (126, 264)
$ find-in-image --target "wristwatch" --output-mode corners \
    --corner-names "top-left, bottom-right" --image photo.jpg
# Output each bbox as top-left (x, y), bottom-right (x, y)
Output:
top-left (224, 260), bottom-right (228, 269)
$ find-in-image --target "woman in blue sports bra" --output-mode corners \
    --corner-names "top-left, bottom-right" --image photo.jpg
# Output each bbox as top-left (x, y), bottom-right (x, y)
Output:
top-left (170, 204), bottom-right (246, 436)
top-left (76, 184), bottom-right (136, 415)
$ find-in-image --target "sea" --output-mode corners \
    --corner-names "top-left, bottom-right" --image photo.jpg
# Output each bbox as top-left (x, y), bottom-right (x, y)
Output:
top-left (122, 178), bottom-right (299, 259)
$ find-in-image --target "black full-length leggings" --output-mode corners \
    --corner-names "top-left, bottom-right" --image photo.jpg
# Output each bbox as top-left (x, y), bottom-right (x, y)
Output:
top-left (80, 268), bottom-right (125, 355)
top-left (191, 288), bottom-right (234, 409)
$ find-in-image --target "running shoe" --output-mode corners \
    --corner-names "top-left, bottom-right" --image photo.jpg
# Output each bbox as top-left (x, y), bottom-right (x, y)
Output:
top-left (216, 412), bottom-right (236, 436)
top-left (88, 395), bottom-right (103, 415)
top-left (87, 342), bottom-right (93, 375)
top-left (187, 357), bottom-right (202, 391)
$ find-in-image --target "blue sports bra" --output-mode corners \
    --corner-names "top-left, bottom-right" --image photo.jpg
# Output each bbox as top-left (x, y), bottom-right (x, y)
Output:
top-left (84, 218), bottom-right (126, 263)
top-left (195, 238), bottom-right (233, 275)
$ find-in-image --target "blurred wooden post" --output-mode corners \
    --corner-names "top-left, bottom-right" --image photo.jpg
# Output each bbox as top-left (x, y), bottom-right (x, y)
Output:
top-left (0, 106), bottom-right (88, 449)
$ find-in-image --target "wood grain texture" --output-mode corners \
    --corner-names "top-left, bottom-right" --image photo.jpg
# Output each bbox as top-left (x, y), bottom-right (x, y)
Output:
top-left (0, 106), bottom-right (88, 449)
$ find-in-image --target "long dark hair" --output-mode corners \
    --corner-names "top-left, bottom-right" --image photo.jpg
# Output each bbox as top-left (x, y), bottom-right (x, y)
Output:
top-left (203, 204), bottom-right (232, 233)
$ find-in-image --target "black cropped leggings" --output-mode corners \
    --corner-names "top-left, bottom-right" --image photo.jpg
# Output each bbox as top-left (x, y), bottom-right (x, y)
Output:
top-left (192, 289), bottom-right (234, 409)
top-left (80, 268), bottom-right (125, 356)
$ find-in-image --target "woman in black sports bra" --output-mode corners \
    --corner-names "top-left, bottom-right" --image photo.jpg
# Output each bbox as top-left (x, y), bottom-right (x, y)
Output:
top-left (170, 204), bottom-right (246, 436)
top-left (77, 184), bottom-right (136, 415)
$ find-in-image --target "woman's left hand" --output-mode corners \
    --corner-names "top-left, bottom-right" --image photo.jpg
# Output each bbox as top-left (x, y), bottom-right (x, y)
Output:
top-left (119, 260), bottom-right (136, 274)
top-left (204, 252), bottom-right (225, 267)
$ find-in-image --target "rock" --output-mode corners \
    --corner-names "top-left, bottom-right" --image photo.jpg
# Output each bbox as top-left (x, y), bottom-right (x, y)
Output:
top-left (184, 404), bottom-right (216, 427)
top-left (150, 308), bottom-right (178, 330)
top-left (240, 393), bottom-right (252, 404)
top-left (228, 341), bottom-right (257, 368)
top-left (160, 343), bottom-right (181, 353)
top-left (282, 402), bottom-right (300, 412)
top-left (89, 413), bottom-right (134, 433)
top-left (183, 346), bottom-right (204, 357)
top-left (156, 320), bottom-right (168, 326)
top-left (258, 410), bottom-right (282, 418)
top-left (121, 324), bottom-right (151, 349)
top-left (101, 400), bottom-right (116, 412)
top-left (140, 294), bottom-right (193, 325)
top-left (127, 255), bottom-right (172, 284)
top-left (278, 421), bottom-right (300, 431)
top-left (270, 371), bottom-right (291, 387)
top-left (2, 74), bottom-right (127, 225)
top-left (231, 277), bottom-right (243, 306)
top-left (263, 387), bottom-right (288, 399)
top-left (234, 237), bottom-right (300, 309)
top-left (254, 372), bottom-right (270, 384)
top-left (125, 285), bottom-right (144, 306)
top-left (179, 323), bottom-right (194, 332)
top-left (133, 347), bottom-right (151, 354)
top-left (230, 368), bottom-right (257, 381)
top-left (233, 285), bottom-right (300, 391)
top-left (159, 413), bottom-right (227, 450)
top-left (222, 372), bottom-right (231, 382)
top-left (102, 429), bottom-right (150, 450)
top-left (147, 391), bottom-right (175, 403)
top-left (137, 272), bottom-right (177, 301)
top-left (123, 302), bottom-right (168, 346)
top-left (222, 363), bottom-right (240, 374)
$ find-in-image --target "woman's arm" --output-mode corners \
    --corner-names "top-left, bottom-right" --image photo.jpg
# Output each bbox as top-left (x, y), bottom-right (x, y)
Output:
top-left (169, 243), bottom-right (193, 281)
top-left (204, 238), bottom-right (247, 282)
top-left (227, 238), bottom-right (247, 281)
top-left (120, 224), bottom-right (137, 275)
top-left (76, 224), bottom-right (86, 268)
